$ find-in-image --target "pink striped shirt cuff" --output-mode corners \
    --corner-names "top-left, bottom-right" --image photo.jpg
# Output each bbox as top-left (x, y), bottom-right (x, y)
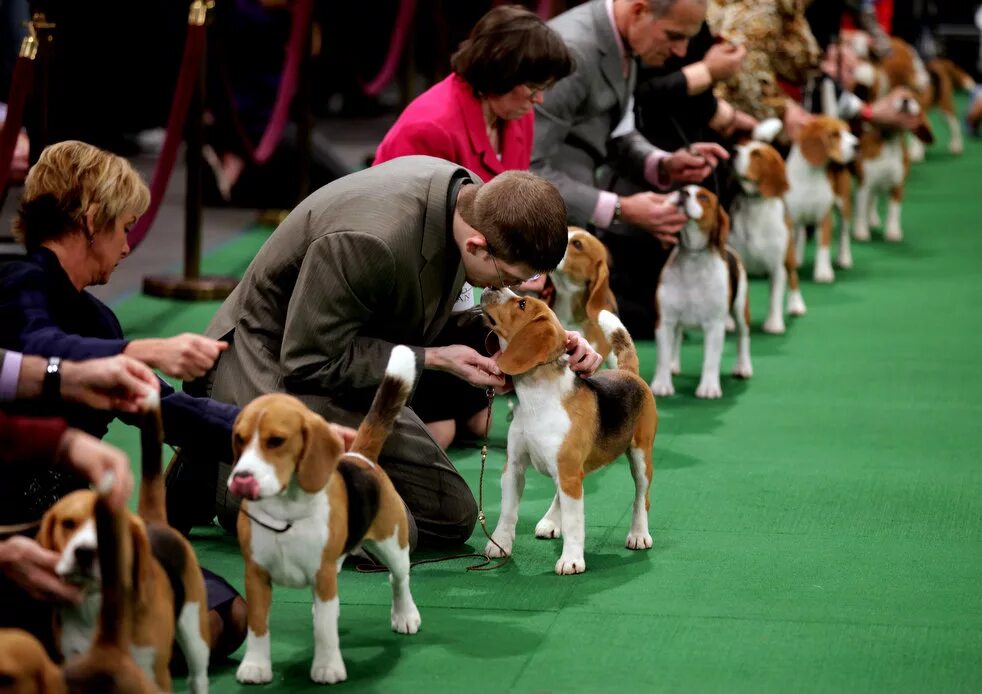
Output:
top-left (591, 191), bottom-right (619, 229)
top-left (0, 350), bottom-right (22, 401)
top-left (645, 151), bottom-right (672, 190)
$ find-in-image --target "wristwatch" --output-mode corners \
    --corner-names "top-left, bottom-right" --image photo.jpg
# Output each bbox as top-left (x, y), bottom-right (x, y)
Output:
top-left (612, 197), bottom-right (623, 225)
top-left (43, 356), bottom-right (62, 402)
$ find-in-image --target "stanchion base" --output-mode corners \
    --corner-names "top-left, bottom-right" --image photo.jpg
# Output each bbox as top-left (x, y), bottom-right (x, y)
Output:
top-left (143, 275), bottom-right (238, 301)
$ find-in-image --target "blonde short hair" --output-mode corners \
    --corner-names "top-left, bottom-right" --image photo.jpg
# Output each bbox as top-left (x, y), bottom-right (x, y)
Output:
top-left (13, 140), bottom-right (151, 250)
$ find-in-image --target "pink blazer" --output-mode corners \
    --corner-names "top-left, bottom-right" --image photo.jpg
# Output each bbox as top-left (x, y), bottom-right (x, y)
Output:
top-left (373, 74), bottom-right (533, 182)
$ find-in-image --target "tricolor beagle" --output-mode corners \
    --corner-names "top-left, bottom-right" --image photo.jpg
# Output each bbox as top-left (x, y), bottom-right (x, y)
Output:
top-left (785, 115), bottom-right (858, 283)
top-left (228, 346), bottom-right (420, 685)
top-left (921, 58), bottom-right (976, 156)
top-left (730, 132), bottom-right (806, 334)
top-left (549, 228), bottom-right (618, 361)
top-left (651, 186), bottom-right (752, 399)
top-left (37, 397), bottom-right (210, 693)
top-left (480, 289), bottom-right (657, 575)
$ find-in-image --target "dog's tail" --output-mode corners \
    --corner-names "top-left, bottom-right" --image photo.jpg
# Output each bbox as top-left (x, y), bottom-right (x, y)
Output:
top-left (598, 310), bottom-right (639, 375)
top-left (930, 57), bottom-right (976, 91)
top-left (351, 346), bottom-right (417, 462)
top-left (93, 474), bottom-right (132, 648)
top-left (137, 390), bottom-right (167, 526)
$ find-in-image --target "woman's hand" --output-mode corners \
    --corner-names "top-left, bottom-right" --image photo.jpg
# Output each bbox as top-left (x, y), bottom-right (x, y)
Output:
top-left (0, 536), bottom-right (83, 604)
top-left (58, 429), bottom-right (133, 511)
top-left (127, 333), bottom-right (229, 381)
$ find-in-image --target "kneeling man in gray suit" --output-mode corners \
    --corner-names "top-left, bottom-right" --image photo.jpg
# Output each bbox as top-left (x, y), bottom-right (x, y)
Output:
top-left (185, 156), bottom-right (603, 549)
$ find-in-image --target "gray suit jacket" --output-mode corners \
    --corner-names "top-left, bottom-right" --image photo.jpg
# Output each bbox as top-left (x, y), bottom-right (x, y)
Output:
top-left (203, 156), bottom-right (478, 412)
top-left (531, 0), bottom-right (659, 226)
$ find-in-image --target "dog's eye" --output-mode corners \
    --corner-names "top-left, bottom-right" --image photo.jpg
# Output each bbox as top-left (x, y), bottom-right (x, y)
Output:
top-left (233, 433), bottom-right (245, 449)
top-left (266, 436), bottom-right (285, 449)
top-left (572, 239), bottom-right (583, 250)
top-left (518, 299), bottom-right (527, 311)
top-left (62, 519), bottom-right (77, 531)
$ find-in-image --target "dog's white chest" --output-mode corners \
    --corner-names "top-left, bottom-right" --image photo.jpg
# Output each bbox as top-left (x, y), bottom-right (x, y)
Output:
top-left (785, 150), bottom-right (834, 226)
top-left (657, 250), bottom-right (729, 328)
top-left (863, 138), bottom-right (905, 191)
top-left (511, 370), bottom-right (574, 476)
top-left (249, 493), bottom-right (330, 588)
top-left (59, 593), bottom-right (100, 659)
top-left (729, 197), bottom-right (788, 275)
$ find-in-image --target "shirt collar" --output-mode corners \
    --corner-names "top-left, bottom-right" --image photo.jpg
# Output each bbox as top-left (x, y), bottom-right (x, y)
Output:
top-left (605, 0), bottom-right (630, 68)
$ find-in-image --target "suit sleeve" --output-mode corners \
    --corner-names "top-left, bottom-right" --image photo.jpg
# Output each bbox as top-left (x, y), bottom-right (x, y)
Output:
top-left (280, 232), bottom-right (425, 404)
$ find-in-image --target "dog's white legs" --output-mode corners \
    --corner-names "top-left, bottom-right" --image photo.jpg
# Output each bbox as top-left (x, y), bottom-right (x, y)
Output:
top-left (485, 445), bottom-right (528, 558)
top-left (908, 132), bottom-right (925, 162)
top-left (651, 321), bottom-right (677, 396)
top-left (837, 215), bottom-right (854, 269)
top-left (763, 263), bottom-right (787, 334)
top-left (311, 595), bottom-right (346, 684)
top-left (671, 325), bottom-right (683, 375)
top-left (625, 447), bottom-right (653, 550)
top-left (237, 630), bottom-right (272, 684)
top-left (366, 530), bottom-right (421, 635)
top-left (237, 567), bottom-right (273, 684)
top-left (884, 188), bottom-right (904, 242)
top-left (794, 226), bottom-right (807, 268)
top-left (535, 493), bottom-right (562, 539)
top-left (853, 181), bottom-right (872, 241)
top-left (695, 322), bottom-right (725, 399)
top-left (946, 112), bottom-right (964, 154)
top-left (556, 489), bottom-right (586, 575)
top-left (731, 278), bottom-right (753, 380)
top-left (176, 602), bottom-right (210, 694)
top-left (868, 197), bottom-right (882, 230)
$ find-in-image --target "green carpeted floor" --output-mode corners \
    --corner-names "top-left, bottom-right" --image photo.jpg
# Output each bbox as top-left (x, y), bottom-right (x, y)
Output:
top-left (104, 113), bottom-right (982, 692)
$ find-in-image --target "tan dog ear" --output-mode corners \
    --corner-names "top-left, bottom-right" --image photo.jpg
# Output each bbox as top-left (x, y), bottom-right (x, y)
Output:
top-left (585, 257), bottom-right (613, 320)
top-left (297, 412), bottom-right (343, 493)
top-left (496, 316), bottom-right (567, 376)
top-left (757, 150), bottom-right (789, 197)
top-left (36, 510), bottom-right (57, 551)
top-left (713, 206), bottom-right (731, 253)
top-left (798, 129), bottom-right (828, 166)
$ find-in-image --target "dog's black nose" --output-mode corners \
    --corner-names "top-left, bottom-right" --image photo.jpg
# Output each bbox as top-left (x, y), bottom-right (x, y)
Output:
top-left (74, 546), bottom-right (96, 569)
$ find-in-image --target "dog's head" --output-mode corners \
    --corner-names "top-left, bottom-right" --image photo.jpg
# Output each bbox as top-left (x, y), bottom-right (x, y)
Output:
top-left (734, 141), bottom-right (789, 198)
top-left (671, 185), bottom-right (730, 253)
top-left (229, 393), bottom-right (344, 499)
top-left (480, 288), bottom-right (568, 376)
top-left (0, 629), bottom-right (65, 693)
top-left (551, 228), bottom-right (614, 319)
top-left (36, 491), bottom-right (153, 598)
top-left (796, 116), bottom-right (858, 166)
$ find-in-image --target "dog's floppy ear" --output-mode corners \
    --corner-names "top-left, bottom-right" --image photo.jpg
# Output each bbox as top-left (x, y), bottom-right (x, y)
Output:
top-left (496, 315), bottom-right (567, 376)
top-left (36, 509), bottom-right (58, 551)
top-left (756, 148), bottom-right (789, 198)
top-left (297, 411), bottom-right (343, 493)
top-left (798, 127), bottom-right (829, 166)
top-left (712, 205), bottom-right (731, 253)
top-left (585, 257), bottom-right (613, 320)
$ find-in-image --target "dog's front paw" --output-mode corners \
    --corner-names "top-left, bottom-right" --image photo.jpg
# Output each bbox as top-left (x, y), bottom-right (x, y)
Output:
top-left (884, 225), bottom-right (903, 242)
top-left (695, 380), bottom-right (722, 399)
top-left (555, 555), bottom-right (586, 575)
top-left (762, 316), bottom-right (786, 334)
top-left (724, 315), bottom-right (736, 332)
top-left (188, 674), bottom-right (209, 694)
top-left (534, 517), bottom-right (561, 539)
top-left (813, 264), bottom-right (835, 284)
top-left (237, 661), bottom-right (273, 685)
top-left (787, 291), bottom-right (807, 316)
top-left (853, 224), bottom-right (871, 242)
top-left (484, 538), bottom-right (512, 558)
top-left (625, 532), bottom-right (652, 550)
top-left (311, 656), bottom-right (347, 684)
top-left (650, 378), bottom-right (675, 397)
top-left (837, 248), bottom-right (853, 269)
top-left (392, 604), bottom-right (421, 635)
top-left (732, 362), bottom-right (753, 380)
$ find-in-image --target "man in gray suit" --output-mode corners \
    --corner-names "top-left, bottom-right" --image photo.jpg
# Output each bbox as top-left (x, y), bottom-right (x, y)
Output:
top-left (187, 157), bottom-right (602, 550)
top-left (533, 0), bottom-right (728, 334)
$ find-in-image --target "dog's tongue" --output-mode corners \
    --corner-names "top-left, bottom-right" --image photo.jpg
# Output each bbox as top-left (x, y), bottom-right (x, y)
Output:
top-left (229, 474), bottom-right (260, 500)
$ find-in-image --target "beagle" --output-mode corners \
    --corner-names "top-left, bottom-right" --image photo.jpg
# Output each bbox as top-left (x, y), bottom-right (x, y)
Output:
top-left (921, 58), bottom-right (976, 156)
top-left (37, 398), bottom-right (210, 693)
top-left (651, 186), bottom-right (752, 399)
top-left (228, 346), bottom-right (420, 685)
top-left (730, 132), bottom-right (806, 334)
top-left (785, 115), bottom-right (858, 283)
top-left (549, 228), bottom-right (618, 361)
top-left (480, 289), bottom-right (657, 575)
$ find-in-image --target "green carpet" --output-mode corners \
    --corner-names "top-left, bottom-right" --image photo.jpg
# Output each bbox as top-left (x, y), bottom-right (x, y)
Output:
top-left (104, 112), bottom-right (982, 692)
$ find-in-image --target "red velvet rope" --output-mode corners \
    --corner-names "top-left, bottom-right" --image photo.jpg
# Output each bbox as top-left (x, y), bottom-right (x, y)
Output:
top-left (360, 0), bottom-right (417, 97)
top-left (127, 20), bottom-right (207, 252)
top-left (0, 52), bottom-right (35, 196)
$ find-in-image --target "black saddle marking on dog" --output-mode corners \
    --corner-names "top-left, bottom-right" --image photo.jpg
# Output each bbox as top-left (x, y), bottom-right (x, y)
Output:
top-left (725, 249), bottom-right (740, 309)
top-left (146, 523), bottom-right (187, 618)
top-left (580, 372), bottom-right (647, 444)
top-left (338, 458), bottom-right (381, 554)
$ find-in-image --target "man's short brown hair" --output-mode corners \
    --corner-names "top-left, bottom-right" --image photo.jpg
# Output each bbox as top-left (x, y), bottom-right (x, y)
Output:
top-left (450, 5), bottom-right (572, 97)
top-left (13, 140), bottom-right (150, 251)
top-left (457, 171), bottom-right (568, 272)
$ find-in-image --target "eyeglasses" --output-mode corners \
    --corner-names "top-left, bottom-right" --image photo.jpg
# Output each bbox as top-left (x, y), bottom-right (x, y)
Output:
top-left (525, 83), bottom-right (550, 99)
top-left (489, 252), bottom-right (540, 289)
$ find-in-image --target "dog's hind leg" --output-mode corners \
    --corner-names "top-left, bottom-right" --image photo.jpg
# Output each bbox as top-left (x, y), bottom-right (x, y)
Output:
top-left (535, 493), bottom-right (562, 539)
top-left (885, 183), bottom-right (905, 242)
top-left (731, 272), bottom-right (753, 380)
top-left (556, 471), bottom-right (586, 575)
top-left (625, 442), bottom-right (654, 550)
top-left (176, 601), bottom-right (210, 694)
top-left (366, 530), bottom-right (421, 635)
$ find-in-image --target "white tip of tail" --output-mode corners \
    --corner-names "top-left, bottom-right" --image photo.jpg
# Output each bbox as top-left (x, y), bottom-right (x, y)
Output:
top-left (597, 310), bottom-right (624, 341)
top-left (386, 345), bottom-right (417, 387)
top-left (96, 470), bottom-right (115, 497)
top-left (142, 388), bottom-right (160, 412)
top-left (752, 118), bottom-right (783, 143)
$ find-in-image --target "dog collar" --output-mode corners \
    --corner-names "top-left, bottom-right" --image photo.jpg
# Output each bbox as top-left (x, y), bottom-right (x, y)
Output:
top-left (245, 505), bottom-right (294, 533)
top-left (342, 452), bottom-right (376, 468)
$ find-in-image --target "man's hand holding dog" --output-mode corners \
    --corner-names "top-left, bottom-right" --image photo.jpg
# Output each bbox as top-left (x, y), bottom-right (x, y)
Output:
top-left (565, 332), bottom-right (602, 377)
top-left (426, 344), bottom-right (507, 389)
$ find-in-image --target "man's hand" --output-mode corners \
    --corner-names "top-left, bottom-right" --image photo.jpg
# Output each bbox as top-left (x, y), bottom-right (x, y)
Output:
top-left (663, 143), bottom-right (729, 183)
top-left (0, 536), bottom-right (83, 604)
top-left (704, 42), bottom-right (747, 81)
top-left (127, 333), bottom-right (228, 381)
top-left (330, 424), bottom-right (358, 451)
top-left (60, 355), bottom-right (159, 413)
top-left (869, 88), bottom-right (923, 131)
top-left (619, 192), bottom-right (687, 244)
top-left (425, 344), bottom-right (506, 389)
top-left (565, 331), bottom-right (603, 377)
top-left (58, 430), bottom-right (134, 512)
